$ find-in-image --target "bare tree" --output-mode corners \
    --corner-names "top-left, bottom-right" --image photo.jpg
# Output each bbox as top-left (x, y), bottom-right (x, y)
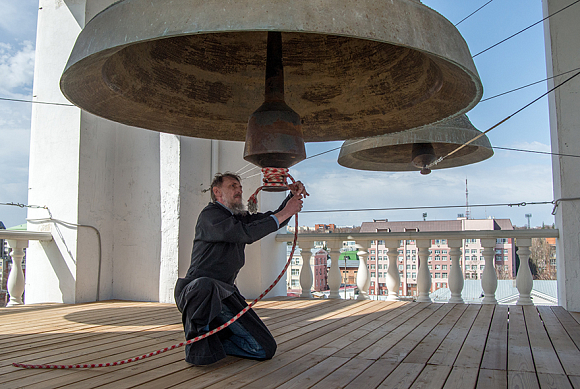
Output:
top-left (530, 238), bottom-right (557, 280)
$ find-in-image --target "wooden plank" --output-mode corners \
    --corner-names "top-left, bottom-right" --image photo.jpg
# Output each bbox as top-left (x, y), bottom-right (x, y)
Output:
top-left (523, 305), bottom-right (564, 375)
top-left (441, 367), bottom-right (478, 389)
top-left (537, 306), bottom-right (580, 376)
top-left (476, 369), bottom-right (507, 389)
top-left (552, 306), bottom-right (580, 350)
top-left (508, 371), bottom-right (540, 389)
top-left (569, 375), bottom-right (580, 389)
top-left (376, 362), bottom-right (425, 388)
top-left (568, 311), bottom-right (580, 325)
top-left (453, 304), bottom-right (494, 369)
top-left (537, 373), bottom-right (573, 389)
top-left (357, 304), bottom-right (443, 360)
top-left (403, 304), bottom-right (468, 364)
top-left (480, 305), bottom-right (508, 370)
top-left (427, 305), bottom-right (480, 367)
top-left (307, 357), bottom-right (375, 389)
top-left (275, 356), bottom-right (352, 389)
top-left (507, 305), bottom-right (535, 372)
top-left (343, 359), bottom-right (399, 389)
top-left (379, 303), bottom-right (455, 363)
top-left (333, 302), bottom-right (424, 359)
top-left (409, 364), bottom-right (451, 389)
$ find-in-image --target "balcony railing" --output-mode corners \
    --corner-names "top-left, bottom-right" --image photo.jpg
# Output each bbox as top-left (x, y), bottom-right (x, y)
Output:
top-left (276, 229), bottom-right (559, 305)
top-left (0, 229), bottom-right (52, 306)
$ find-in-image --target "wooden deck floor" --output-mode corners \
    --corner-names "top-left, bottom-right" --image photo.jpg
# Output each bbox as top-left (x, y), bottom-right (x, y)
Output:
top-left (1, 299), bottom-right (580, 389)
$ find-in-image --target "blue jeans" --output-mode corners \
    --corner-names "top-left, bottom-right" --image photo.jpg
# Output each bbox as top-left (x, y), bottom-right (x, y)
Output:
top-left (214, 305), bottom-right (267, 359)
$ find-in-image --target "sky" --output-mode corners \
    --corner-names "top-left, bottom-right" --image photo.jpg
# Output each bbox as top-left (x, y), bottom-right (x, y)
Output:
top-left (0, 0), bottom-right (570, 229)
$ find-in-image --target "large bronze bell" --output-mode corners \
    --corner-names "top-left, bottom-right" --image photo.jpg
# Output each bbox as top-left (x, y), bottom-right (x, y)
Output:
top-left (61, 0), bottom-right (482, 141)
top-left (337, 115), bottom-right (494, 174)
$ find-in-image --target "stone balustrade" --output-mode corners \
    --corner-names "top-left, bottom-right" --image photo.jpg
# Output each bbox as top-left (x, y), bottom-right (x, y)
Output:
top-left (0, 230), bottom-right (53, 306)
top-left (276, 229), bottom-right (559, 304)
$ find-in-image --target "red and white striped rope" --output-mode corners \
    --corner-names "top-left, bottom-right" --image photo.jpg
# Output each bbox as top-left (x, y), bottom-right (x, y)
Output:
top-left (13, 171), bottom-right (299, 370)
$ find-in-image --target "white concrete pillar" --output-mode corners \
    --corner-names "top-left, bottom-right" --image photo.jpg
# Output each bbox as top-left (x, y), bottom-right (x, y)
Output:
top-left (447, 239), bottom-right (464, 304)
top-left (327, 242), bottom-right (342, 299)
top-left (515, 238), bottom-right (534, 306)
top-left (543, 0), bottom-right (580, 311)
top-left (6, 240), bottom-right (28, 306)
top-left (355, 241), bottom-right (370, 300)
top-left (480, 238), bottom-right (498, 304)
top-left (385, 239), bottom-right (401, 301)
top-left (416, 239), bottom-right (432, 303)
top-left (299, 241), bottom-right (314, 298)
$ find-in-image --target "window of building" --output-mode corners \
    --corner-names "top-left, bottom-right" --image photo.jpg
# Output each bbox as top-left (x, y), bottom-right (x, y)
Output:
top-left (379, 272), bottom-right (383, 277)
top-left (442, 256), bottom-right (447, 260)
top-left (291, 280), bottom-right (300, 287)
top-left (429, 256), bottom-right (433, 261)
top-left (378, 240), bottom-right (385, 245)
top-left (412, 272), bottom-right (416, 279)
top-left (504, 265), bottom-right (509, 271)
top-left (471, 265), bottom-right (477, 270)
top-left (495, 249), bottom-right (502, 254)
top-left (412, 255), bottom-right (417, 260)
top-left (504, 256), bottom-right (508, 261)
top-left (406, 255), bottom-right (411, 260)
top-left (503, 249), bottom-right (508, 254)
top-left (406, 265), bottom-right (411, 270)
top-left (399, 264), bottom-right (403, 270)
top-left (370, 256), bottom-right (375, 261)
top-left (412, 250), bottom-right (416, 254)
top-left (480, 256), bottom-right (485, 261)
top-left (435, 256), bottom-right (441, 261)
top-left (442, 250), bottom-right (448, 254)
top-left (398, 256), bottom-right (403, 261)
top-left (442, 273), bottom-right (448, 278)
top-left (435, 250), bottom-right (440, 254)
top-left (370, 264), bottom-right (375, 269)
top-left (435, 264), bottom-right (441, 270)
top-left (370, 249), bottom-right (375, 254)
top-left (370, 281), bottom-right (375, 286)
top-left (412, 265), bottom-right (417, 270)
top-left (442, 264), bottom-right (447, 270)
top-left (291, 269), bottom-right (299, 276)
top-left (378, 264), bottom-right (383, 269)
top-left (435, 273), bottom-right (440, 278)
top-left (480, 265), bottom-right (485, 270)
top-left (371, 272), bottom-right (376, 277)
top-left (428, 264), bottom-right (432, 270)
top-left (471, 255), bottom-right (477, 260)
top-left (406, 250), bottom-right (410, 255)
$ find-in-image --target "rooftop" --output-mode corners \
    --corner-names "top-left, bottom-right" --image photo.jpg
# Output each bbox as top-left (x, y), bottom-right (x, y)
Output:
top-left (2, 299), bottom-right (579, 388)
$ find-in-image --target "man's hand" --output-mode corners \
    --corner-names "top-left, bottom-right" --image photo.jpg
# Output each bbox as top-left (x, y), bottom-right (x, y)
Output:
top-left (274, 193), bottom-right (304, 224)
top-left (288, 181), bottom-right (309, 198)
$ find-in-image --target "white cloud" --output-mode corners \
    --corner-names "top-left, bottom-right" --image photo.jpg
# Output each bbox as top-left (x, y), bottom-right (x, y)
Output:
top-left (0, 41), bottom-right (35, 96)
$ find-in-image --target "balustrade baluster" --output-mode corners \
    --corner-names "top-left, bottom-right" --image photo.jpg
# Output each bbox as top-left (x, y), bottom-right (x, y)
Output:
top-left (327, 242), bottom-right (342, 299)
top-left (385, 240), bottom-right (401, 301)
top-left (448, 239), bottom-right (464, 303)
top-left (6, 240), bottom-right (28, 307)
top-left (515, 238), bottom-right (533, 305)
top-left (355, 241), bottom-right (370, 300)
top-left (299, 241), bottom-right (314, 298)
top-left (416, 239), bottom-right (432, 302)
top-left (481, 238), bottom-right (498, 304)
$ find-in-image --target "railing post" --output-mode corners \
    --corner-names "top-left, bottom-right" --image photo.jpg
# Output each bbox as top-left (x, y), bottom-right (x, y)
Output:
top-left (481, 238), bottom-right (498, 304)
top-left (355, 241), bottom-right (370, 300)
top-left (448, 239), bottom-right (464, 303)
top-left (299, 241), bottom-right (314, 298)
top-left (416, 239), bottom-right (432, 302)
top-left (515, 238), bottom-right (533, 305)
top-left (6, 239), bottom-right (28, 307)
top-left (385, 239), bottom-right (401, 301)
top-left (327, 241), bottom-right (342, 299)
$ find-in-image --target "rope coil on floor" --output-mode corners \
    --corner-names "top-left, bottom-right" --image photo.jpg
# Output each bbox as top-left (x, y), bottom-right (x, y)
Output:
top-left (12, 169), bottom-right (301, 370)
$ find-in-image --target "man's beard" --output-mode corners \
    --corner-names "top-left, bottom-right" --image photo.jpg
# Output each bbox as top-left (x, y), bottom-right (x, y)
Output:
top-left (227, 199), bottom-right (247, 215)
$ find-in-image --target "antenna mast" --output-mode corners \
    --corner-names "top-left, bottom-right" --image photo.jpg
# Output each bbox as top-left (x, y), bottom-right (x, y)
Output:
top-left (465, 178), bottom-right (471, 219)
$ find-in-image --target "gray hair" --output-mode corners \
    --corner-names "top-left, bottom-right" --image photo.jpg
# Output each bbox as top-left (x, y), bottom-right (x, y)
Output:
top-left (210, 172), bottom-right (241, 202)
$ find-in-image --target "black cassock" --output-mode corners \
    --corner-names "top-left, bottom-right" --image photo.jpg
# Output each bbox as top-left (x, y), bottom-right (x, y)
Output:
top-left (174, 196), bottom-right (291, 365)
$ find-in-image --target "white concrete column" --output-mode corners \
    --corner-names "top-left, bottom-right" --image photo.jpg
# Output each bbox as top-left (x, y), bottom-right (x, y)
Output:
top-left (299, 241), bottom-right (314, 298)
top-left (543, 0), bottom-right (580, 311)
top-left (515, 238), bottom-right (534, 306)
top-left (355, 241), bottom-right (370, 300)
top-left (416, 239), bottom-right (431, 303)
top-left (447, 239), bottom-right (464, 304)
top-left (480, 238), bottom-right (498, 304)
top-left (385, 239), bottom-right (401, 301)
top-left (327, 242), bottom-right (342, 299)
top-left (6, 240), bottom-right (28, 306)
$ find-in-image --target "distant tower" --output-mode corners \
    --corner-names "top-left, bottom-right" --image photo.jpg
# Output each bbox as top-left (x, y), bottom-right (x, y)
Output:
top-left (525, 213), bottom-right (532, 229)
top-left (465, 178), bottom-right (471, 219)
